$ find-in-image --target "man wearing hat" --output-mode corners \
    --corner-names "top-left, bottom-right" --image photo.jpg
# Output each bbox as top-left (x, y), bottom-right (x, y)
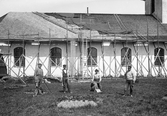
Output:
top-left (62, 64), bottom-right (71, 93)
top-left (124, 65), bottom-right (135, 97)
top-left (34, 63), bottom-right (44, 96)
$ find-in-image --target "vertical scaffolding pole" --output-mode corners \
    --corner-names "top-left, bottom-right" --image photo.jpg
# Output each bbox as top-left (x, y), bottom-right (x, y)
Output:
top-left (78, 32), bottom-right (82, 78)
top-left (137, 43), bottom-right (139, 77)
top-left (37, 38), bottom-right (40, 66)
top-left (157, 19), bottom-right (161, 76)
top-left (70, 40), bottom-right (73, 77)
top-left (90, 30), bottom-right (93, 77)
top-left (7, 30), bottom-right (10, 75)
top-left (135, 27), bottom-right (139, 77)
top-left (113, 35), bottom-right (117, 77)
top-left (81, 33), bottom-right (85, 78)
top-left (48, 29), bottom-right (51, 77)
top-left (85, 37), bottom-right (88, 78)
top-left (79, 14), bottom-right (84, 78)
top-left (109, 38), bottom-right (112, 76)
top-left (78, 34), bottom-right (82, 78)
top-left (66, 24), bottom-right (69, 74)
top-left (125, 34), bottom-right (128, 72)
top-left (23, 34), bottom-right (25, 77)
top-left (101, 35), bottom-right (105, 77)
top-left (133, 42), bottom-right (139, 77)
top-left (147, 17), bottom-right (151, 76)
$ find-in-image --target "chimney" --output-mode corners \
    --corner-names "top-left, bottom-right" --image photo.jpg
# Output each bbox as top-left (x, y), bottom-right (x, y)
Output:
top-left (145, 0), bottom-right (167, 24)
top-left (145, 0), bottom-right (154, 14)
top-left (163, 0), bottom-right (167, 23)
top-left (154, 0), bottom-right (167, 24)
top-left (87, 7), bottom-right (89, 16)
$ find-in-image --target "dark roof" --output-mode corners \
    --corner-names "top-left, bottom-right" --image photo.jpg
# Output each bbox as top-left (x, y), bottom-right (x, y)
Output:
top-left (0, 12), bottom-right (167, 42)
top-left (46, 13), bottom-right (167, 36)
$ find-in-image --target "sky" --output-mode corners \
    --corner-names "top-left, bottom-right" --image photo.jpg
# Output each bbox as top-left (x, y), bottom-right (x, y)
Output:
top-left (0, 0), bottom-right (145, 17)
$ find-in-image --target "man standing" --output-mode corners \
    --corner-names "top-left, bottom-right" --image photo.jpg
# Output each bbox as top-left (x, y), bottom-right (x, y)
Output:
top-left (34, 63), bottom-right (44, 96)
top-left (62, 64), bottom-right (71, 93)
top-left (124, 66), bottom-right (135, 97)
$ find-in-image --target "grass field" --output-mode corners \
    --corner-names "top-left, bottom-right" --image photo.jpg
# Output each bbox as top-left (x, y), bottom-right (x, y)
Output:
top-left (0, 78), bottom-right (167, 116)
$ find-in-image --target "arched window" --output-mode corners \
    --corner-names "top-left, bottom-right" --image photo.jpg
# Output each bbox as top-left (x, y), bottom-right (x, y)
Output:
top-left (121, 47), bottom-right (131, 66)
top-left (14, 47), bottom-right (25, 67)
top-left (154, 47), bottom-right (164, 66)
top-left (50, 47), bottom-right (62, 66)
top-left (87, 47), bottom-right (97, 66)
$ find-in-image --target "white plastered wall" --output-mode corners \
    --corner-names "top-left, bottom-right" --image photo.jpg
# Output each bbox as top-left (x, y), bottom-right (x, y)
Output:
top-left (1, 41), bottom-right (167, 78)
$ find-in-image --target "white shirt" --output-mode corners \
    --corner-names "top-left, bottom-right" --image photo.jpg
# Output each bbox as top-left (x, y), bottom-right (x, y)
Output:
top-left (126, 70), bottom-right (134, 80)
top-left (93, 73), bottom-right (101, 82)
top-left (35, 68), bottom-right (43, 77)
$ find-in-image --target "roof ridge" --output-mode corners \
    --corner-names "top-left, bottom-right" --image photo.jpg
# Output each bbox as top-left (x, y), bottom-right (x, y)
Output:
top-left (0, 13), bottom-right (7, 23)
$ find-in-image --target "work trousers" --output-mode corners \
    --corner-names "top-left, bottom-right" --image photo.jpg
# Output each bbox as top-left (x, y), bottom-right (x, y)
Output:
top-left (124, 80), bottom-right (133, 95)
top-left (62, 78), bottom-right (71, 92)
